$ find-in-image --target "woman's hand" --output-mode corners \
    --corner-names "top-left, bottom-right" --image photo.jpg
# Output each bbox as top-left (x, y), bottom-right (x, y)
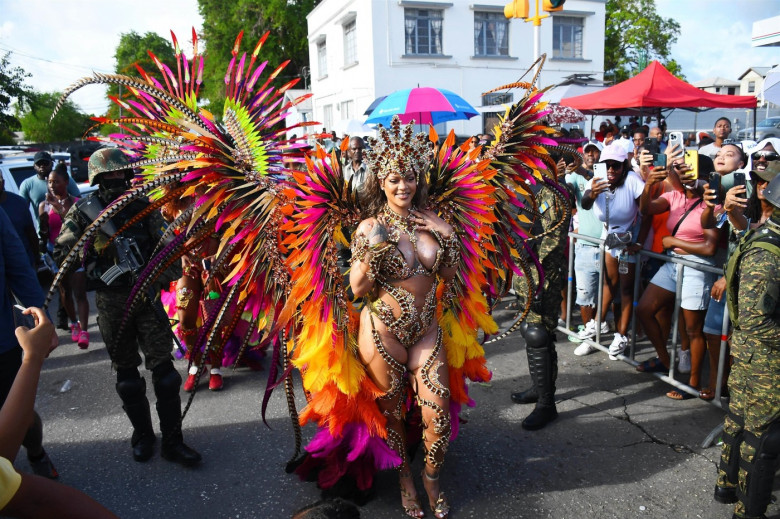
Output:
top-left (702, 182), bottom-right (718, 208)
top-left (711, 276), bottom-right (727, 302)
top-left (723, 185), bottom-right (747, 213)
top-left (665, 142), bottom-right (684, 163)
top-left (589, 178), bottom-right (609, 198)
top-left (410, 209), bottom-right (453, 237)
top-left (661, 235), bottom-right (676, 250)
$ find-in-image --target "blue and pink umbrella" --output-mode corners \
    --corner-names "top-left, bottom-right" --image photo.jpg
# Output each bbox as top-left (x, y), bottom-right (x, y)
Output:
top-left (365, 87), bottom-right (478, 126)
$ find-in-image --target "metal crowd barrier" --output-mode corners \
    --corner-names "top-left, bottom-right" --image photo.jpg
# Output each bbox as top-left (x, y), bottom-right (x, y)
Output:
top-left (559, 232), bottom-right (730, 445)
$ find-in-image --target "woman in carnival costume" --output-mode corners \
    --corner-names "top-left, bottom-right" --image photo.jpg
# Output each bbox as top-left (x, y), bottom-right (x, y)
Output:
top-left (350, 121), bottom-right (458, 517)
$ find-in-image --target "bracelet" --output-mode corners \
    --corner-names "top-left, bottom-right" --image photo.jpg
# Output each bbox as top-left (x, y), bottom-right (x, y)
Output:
top-left (440, 233), bottom-right (460, 269)
top-left (350, 234), bottom-right (369, 264)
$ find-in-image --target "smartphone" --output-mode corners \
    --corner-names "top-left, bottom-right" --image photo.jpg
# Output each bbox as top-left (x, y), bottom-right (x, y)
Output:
top-left (593, 163), bottom-right (607, 179)
top-left (708, 173), bottom-right (721, 205)
top-left (653, 153), bottom-right (667, 168)
top-left (668, 131), bottom-right (684, 150)
top-left (644, 137), bottom-right (659, 156)
top-left (733, 172), bottom-right (746, 189)
top-left (13, 305), bottom-right (36, 329)
top-left (684, 149), bottom-right (699, 179)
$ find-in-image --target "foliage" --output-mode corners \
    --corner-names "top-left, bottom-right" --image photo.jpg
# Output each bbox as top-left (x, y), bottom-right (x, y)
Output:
top-left (605, 0), bottom-right (684, 83)
top-left (19, 91), bottom-right (92, 143)
top-left (103, 31), bottom-right (177, 133)
top-left (0, 52), bottom-right (35, 144)
top-left (197, 0), bottom-right (321, 113)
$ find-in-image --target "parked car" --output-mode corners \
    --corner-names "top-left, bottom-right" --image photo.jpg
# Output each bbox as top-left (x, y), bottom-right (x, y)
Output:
top-left (737, 116), bottom-right (780, 141)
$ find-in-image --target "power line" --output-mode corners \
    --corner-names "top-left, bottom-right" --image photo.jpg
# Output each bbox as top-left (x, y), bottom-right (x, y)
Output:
top-left (0, 43), bottom-right (114, 74)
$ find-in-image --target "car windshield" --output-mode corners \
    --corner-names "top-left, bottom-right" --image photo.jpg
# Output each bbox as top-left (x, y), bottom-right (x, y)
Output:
top-left (757, 118), bottom-right (779, 128)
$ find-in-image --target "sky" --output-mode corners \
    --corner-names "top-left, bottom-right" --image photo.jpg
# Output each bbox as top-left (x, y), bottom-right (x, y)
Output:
top-left (0, 0), bottom-right (778, 116)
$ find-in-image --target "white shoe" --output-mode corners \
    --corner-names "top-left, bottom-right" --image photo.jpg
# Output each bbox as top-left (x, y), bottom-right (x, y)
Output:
top-left (574, 342), bottom-right (598, 356)
top-left (677, 348), bottom-right (691, 373)
top-left (608, 333), bottom-right (628, 360)
top-left (577, 320), bottom-right (611, 340)
top-left (577, 320), bottom-right (597, 339)
top-left (558, 318), bottom-right (567, 329)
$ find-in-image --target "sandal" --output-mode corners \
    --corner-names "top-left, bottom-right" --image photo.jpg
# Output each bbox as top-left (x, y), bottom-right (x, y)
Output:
top-left (666, 390), bottom-right (693, 400)
top-left (636, 357), bottom-right (668, 373)
top-left (400, 472), bottom-right (424, 518)
top-left (422, 470), bottom-right (450, 519)
top-left (698, 388), bottom-right (715, 401)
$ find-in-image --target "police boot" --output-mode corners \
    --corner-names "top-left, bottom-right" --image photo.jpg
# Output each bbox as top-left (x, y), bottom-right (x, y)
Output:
top-left (511, 385), bottom-right (538, 405)
top-left (153, 363), bottom-right (201, 467)
top-left (738, 424), bottom-right (780, 519)
top-left (521, 326), bottom-right (558, 431)
top-left (116, 373), bottom-right (156, 462)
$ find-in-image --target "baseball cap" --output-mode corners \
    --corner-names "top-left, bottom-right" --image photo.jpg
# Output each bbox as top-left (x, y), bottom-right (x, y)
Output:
top-left (598, 143), bottom-right (627, 163)
top-left (33, 151), bottom-right (52, 164)
top-left (583, 141), bottom-right (603, 153)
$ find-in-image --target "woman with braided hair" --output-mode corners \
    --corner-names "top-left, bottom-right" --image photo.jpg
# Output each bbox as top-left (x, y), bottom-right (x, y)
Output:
top-left (349, 121), bottom-right (458, 519)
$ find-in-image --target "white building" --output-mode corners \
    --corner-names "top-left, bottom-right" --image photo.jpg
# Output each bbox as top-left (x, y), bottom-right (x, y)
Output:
top-left (306, 0), bottom-right (606, 138)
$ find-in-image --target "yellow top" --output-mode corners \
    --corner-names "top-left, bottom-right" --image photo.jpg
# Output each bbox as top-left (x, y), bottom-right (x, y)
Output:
top-left (0, 456), bottom-right (21, 511)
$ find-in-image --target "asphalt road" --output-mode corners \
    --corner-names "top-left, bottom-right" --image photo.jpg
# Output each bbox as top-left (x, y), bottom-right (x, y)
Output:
top-left (8, 293), bottom-right (779, 519)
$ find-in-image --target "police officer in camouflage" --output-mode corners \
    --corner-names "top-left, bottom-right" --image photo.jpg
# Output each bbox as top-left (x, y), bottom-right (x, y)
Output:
top-left (713, 166), bottom-right (780, 519)
top-left (55, 148), bottom-right (201, 466)
top-left (510, 162), bottom-right (572, 431)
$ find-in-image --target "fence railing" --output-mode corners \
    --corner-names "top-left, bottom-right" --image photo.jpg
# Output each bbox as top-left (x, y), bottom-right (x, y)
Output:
top-left (560, 232), bottom-right (730, 417)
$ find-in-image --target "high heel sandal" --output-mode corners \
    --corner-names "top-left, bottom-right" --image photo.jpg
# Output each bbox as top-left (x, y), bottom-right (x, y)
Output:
top-left (422, 469), bottom-right (450, 519)
top-left (399, 471), bottom-right (424, 518)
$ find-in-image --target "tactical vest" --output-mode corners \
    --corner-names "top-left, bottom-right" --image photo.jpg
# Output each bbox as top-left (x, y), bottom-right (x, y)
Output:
top-left (725, 222), bottom-right (780, 329)
top-left (76, 193), bottom-right (154, 289)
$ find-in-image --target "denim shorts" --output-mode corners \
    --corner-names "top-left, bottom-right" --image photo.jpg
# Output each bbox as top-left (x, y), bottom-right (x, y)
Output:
top-left (574, 242), bottom-right (600, 307)
top-left (703, 294), bottom-right (728, 336)
top-left (649, 252), bottom-right (716, 311)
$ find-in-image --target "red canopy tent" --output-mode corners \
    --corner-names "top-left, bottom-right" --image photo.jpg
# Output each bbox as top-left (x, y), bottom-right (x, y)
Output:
top-left (560, 61), bottom-right (757, 115)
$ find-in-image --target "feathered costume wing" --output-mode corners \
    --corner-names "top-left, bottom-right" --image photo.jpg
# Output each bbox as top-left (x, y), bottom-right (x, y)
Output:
top-left (48, 29), bottom-right (316, 412)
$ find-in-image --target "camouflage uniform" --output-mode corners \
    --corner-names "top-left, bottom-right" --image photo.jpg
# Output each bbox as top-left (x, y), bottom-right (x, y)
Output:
top-left (715, 218), bottom-right (780, 519)
top-left (55, 195), bottom-right (175, 371)
top-left (54, 148), bottom-right (199, 466)
top-left (511, 180), bottom-right (572, 429)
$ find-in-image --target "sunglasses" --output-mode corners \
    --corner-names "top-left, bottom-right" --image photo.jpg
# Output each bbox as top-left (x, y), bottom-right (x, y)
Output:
top-left (751, 150), bottom-right (779, 161)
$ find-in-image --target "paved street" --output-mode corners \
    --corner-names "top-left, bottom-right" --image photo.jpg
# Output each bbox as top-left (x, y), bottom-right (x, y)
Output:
top-left (9, 294), bottom-right (779, 519)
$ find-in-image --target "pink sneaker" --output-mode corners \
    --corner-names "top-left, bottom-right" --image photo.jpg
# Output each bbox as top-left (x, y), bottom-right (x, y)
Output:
top-left (77, 331), bottom-right (89, 350)
top-left (70, 323), bottom-right (81, 342)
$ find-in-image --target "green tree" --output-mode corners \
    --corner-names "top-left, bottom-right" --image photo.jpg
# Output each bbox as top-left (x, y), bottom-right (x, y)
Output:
top-left (19, 91), bottom-right (92, 143)
top-left (198, 0), bottom-right (321, 114)
top-left (105, 31), bottom-right (177, 130)
top-left (605, 0), bottom-right (684, 83)
top-left (0, 52), bottom-right (35, 144)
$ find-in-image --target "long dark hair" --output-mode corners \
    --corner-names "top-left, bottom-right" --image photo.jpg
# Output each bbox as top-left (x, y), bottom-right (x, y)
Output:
top-left (360, 166), bottom-right (429, 218)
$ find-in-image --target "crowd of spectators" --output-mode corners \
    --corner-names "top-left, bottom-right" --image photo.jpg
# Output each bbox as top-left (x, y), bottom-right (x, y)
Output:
top-left (561, 117), bottom-right (777, 402)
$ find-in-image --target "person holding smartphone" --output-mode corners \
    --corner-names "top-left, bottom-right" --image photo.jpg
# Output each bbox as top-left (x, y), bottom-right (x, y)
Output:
top-left (0, 307), bottom-right (118, 519)
top-left (581, 144), bottom-right (645, 360)
top-left (636, 144), bottom-right (720, 399)
top-left (0, 207), bottom-right (59, 480)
